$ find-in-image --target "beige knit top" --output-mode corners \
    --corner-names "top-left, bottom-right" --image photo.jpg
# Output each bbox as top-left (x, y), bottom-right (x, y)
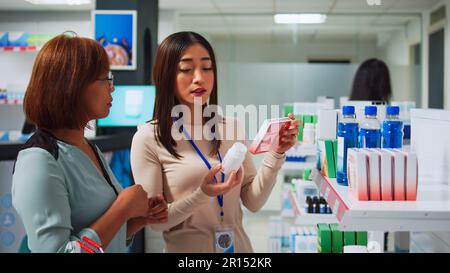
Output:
top-left (130, 118), bottom-right (285, 252)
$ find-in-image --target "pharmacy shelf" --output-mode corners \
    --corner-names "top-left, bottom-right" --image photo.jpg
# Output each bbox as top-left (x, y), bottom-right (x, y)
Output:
top-left (0, 132), bottom-right (134, 161)
top-left (284, 183), bottom-right (337, 225)
top-left (295, 213), bottom-right (338, 225)
top-left (0, 46), bottom-right (40, 52)
top-left (311, 168), bottom-right (450, 232)
top-left (282, 161), bottom-right (316, 170)
top-left (292, 144), bottom-right (317, 156)
top-left (0, 99), bottom-right (23, 105)
top-left (287, 144), bottom-right (317, 156)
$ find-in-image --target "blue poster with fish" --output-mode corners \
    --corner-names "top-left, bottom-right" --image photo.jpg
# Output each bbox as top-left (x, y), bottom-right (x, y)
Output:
top-left (93, 10), bottom-right (137, 70)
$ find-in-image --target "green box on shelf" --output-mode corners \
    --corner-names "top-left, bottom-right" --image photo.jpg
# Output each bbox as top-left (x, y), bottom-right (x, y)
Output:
top-left (312, 114), bottom-right (318, 124)
top-left (283, 103), bottom-right (294, 117)
top-left (356, 232), bottom-right (368, 246)
top-left (302, 115), bottom-right (314, 124)
top-left (317, 224), bottom-right (332, 253)
top-left (303, 169), bottom-right (312, 181)
top-left (344, 231), bottom-right (356, 246)
top-left (296, 114), bottom-right (303, 141)
top-left (332, 139), bottom-right (337, 172)
top-left (329, 224), bottom-right (343, 253)
top-left (318, 139), bottom-right (337, 178)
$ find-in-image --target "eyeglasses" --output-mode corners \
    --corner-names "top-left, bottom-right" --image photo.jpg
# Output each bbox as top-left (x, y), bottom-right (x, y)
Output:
top-left (97, 71), bottom-right (114, 87)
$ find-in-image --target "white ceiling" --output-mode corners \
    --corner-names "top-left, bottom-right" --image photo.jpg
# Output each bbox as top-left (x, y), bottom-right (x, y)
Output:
top-left (0, 0), bottom-right (441, 12)
top-left (160, 0), bottom-right (435, 41)
top-left (0, 0), bottom-right (441, 41)
top-left (159, 0), bottom-right (441, 14)
top-left (0, 0), bottom-right (94, 10)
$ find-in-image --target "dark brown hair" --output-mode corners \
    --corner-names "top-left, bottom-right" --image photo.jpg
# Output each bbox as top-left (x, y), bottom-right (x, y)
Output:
top-left (24, 32), bottom-right (109, 130)
top-left (350, 58), bottom-right (392, 102)
top-left (152, 31), bottom-right (220, 159)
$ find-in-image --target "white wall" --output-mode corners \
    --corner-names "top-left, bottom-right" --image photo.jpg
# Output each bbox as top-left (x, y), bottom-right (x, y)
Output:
top-left (370, 18), bottom-right (423, 104)
top-left (421, 0), bottom-right (450, 110)
top-left (0, 11), bottom-right (91, 37)
top-left (158, 9), bottom-right (177, 44)
top-left (444, 0), bottom-right (450, 110)
top-left (210, 38), bottom-right (378, 64)
top-left (378, 30), bottom-right (410, 66)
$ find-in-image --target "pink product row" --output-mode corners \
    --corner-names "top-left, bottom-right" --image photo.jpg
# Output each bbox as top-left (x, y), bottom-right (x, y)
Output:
top-left (347, 148), bottom-right (418, 201)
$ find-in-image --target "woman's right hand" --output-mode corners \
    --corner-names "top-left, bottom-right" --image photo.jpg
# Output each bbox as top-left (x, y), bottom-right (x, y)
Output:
top-left (115, 184), bottom-right (149, 220)
top-left (200, 164), bottom-right (242, 197)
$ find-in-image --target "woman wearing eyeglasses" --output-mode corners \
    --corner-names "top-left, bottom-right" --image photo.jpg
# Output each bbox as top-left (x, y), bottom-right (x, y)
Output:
top-left (12, 33), bottom-right (168, 253)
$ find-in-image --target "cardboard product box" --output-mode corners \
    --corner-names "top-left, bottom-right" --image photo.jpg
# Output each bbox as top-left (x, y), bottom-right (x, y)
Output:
top-left (317, 109), bottom-right (337, 140)
top-left (329, 224), bottom-right (343, 253)
top-left (0, 32), bottom-right (8, 47)
top-left (249, 117), bottom-right (291, 154)
top-left (356, 232), bottom-right (368, 246)
top-left (8, 32), bottom-right (28, 47)
top-left (395, 149), bottom-right (418, 201)
top-left (347, 148), bottom-right (369, 201)
top-left (376, 149), bottom-right (394, 201)
top-left (344, 231), bottom-right (356, 246)
top-left (362, 149), bottom-right (381, 201)
top-left (385, 149), bottom-right (406, 200)
top-left (283, 103), bottom-right (294, 117)
top-left (296, 114), bottom-right (304, 141)
top-left (333, 139), bottom-right (338, 171)
top-left (317, 224), bottom-right (331, 253)
top-left (319, 139), bottom-right (337, 178)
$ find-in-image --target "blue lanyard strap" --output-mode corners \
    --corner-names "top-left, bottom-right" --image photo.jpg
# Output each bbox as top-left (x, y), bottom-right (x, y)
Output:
top-left (176, 119), bottom-right (225, 219)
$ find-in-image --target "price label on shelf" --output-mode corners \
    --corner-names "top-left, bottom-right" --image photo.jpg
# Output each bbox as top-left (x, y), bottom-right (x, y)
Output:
top-left (333, 200), bottom-right (340, 215)
top-left (324, 187), bottom-right (330, 200)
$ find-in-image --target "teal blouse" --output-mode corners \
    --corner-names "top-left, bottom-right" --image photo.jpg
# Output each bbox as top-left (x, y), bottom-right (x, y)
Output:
top-left (12, 130), bottom-right (129, 253)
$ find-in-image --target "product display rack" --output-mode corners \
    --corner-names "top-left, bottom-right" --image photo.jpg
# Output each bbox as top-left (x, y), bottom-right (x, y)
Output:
top-left (0, 99), bottom-right (23, 104)
top-left (294, 213), bottom-right (338, 225)
top-left (282, 161), bottom-right (316, 170)
top-left (0, 46), bottom-right (40, 52)
top-left (0, 132), bottom-right (135, 161)
top-left (311, 168), bottom-right (450, 232)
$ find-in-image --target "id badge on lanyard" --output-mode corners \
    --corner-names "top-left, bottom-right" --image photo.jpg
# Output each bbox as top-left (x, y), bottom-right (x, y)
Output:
top-left (215, 225), bottom-right (235, 253)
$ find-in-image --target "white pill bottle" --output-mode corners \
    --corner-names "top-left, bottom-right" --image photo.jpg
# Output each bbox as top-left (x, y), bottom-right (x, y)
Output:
top-left (221, 142), bottom-right (248, 175)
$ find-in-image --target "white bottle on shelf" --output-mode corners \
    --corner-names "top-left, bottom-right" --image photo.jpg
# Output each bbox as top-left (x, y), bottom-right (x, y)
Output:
top-left (302, 123), bottom-right (315, 145)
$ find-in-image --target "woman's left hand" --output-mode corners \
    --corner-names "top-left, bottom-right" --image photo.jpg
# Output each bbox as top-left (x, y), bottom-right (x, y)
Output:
top-left (126, 195), bottom-right (169, 237)
top-left (145, 194), bottom-right (168, 224)
top-left (275, 113), bottom-right (301, 154)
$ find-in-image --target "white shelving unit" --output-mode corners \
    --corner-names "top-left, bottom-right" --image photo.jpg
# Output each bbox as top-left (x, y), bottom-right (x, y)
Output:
top-left (311, 168), bottom-right (450, 232)
top-left (0, 99), bottom-right (23, 105)
top-left (0, 46), bottom-right (40, 52)
top-left (282, 177), bottom-right (337, 226)
top-left (294, 213), bottom-right (338, 225)
top-left (282, 161), bottom-right (316, 170)
top-left (282, 144), bottom-right (317, 171)
top-left (286, 143), bottom-right (317, 157)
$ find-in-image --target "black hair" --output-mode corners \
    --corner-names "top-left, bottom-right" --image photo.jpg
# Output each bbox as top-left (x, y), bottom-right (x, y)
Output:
top-left (151, 31), bottom-right (219, 159)
top-left (350, 58), bottom-right (392, 102)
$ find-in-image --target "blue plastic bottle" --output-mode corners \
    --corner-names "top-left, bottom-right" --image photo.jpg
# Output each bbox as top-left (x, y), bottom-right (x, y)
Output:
top-left (337, 106), bottom-right (358, 186)
top-left (382, 106), bottom-right (403, 148)
top-left (359, 106), bottom-right (381, 148)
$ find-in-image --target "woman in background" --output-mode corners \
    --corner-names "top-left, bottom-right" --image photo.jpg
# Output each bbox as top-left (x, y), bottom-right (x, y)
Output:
top-left (350, 58), bottom-right (392, 102)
